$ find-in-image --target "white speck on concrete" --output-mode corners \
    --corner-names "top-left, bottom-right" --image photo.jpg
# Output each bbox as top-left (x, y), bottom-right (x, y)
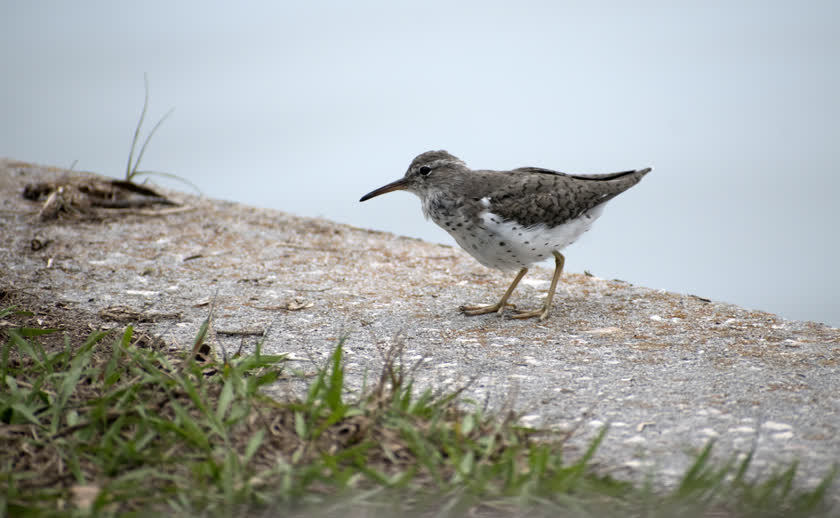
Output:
top-left (623, 435), bottom-right (646, 445)
top-left (729, 426), bottom-right (756, 434)
top-left (125, 290), bottom-right (158, 297)
top-left (763, 421), bottom-right (793, 431)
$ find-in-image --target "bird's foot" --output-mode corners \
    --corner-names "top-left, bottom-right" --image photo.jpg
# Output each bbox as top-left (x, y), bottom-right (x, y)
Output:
top-left (508, 305), bottom-right (552, 321)
top-left (460, 302), bottom-right (516, 316)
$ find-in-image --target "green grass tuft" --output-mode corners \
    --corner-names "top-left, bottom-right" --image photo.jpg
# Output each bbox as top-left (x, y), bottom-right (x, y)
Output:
top-left (0, 307), bottom-right (835, 517)
top-left (122, 74), bottom-right (200, 193)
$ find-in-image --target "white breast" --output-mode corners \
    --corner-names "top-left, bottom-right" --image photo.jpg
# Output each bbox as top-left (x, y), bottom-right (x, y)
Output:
top-left (448, 204), bottom-right (607, 271)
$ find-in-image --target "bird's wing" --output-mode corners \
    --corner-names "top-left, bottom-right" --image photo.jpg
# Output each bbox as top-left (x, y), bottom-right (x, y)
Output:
top-left (480, 168), bottom-right (650, 228)
top-left (513, 167), bottom-right (644, 181)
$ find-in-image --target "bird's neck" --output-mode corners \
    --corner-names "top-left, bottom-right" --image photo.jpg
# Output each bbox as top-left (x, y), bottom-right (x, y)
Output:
top-left (420, 188), bottom-right (453, 222)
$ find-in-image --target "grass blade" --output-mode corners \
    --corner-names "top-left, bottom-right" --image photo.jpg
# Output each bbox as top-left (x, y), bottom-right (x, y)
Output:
top-left (126, 73), bottom-right (150, 179)
top-left (130, 108), bottom-right (174, 178)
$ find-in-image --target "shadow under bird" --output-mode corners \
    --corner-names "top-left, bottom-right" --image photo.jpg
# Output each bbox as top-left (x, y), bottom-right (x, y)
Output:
top-left (360, 151), bottom-right (651, 321)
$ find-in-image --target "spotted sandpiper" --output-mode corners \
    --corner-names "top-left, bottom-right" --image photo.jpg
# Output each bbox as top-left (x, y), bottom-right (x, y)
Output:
top-left (360, 151), bottom-right (651, 320)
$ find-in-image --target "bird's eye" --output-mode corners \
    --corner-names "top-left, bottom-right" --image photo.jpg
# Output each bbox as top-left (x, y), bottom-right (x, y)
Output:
top-left (418, 166), bottom-right (432, 176)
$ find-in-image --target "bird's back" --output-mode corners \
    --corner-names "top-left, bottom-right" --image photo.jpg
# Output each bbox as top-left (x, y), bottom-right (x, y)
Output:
top-left (462, 167), bottom-right (650, 228)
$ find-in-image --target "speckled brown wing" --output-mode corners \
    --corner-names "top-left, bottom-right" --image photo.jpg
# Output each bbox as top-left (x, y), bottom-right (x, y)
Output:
top-left (479, 167), bottom-right (650, 228)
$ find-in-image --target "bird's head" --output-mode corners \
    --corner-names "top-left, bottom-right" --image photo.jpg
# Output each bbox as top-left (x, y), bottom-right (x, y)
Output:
top-left (359, 150), bottom-right (467, 202)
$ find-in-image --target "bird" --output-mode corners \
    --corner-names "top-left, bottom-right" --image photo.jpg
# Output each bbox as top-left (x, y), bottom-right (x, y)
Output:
top-left (359, 150), bottom-right (651, 320)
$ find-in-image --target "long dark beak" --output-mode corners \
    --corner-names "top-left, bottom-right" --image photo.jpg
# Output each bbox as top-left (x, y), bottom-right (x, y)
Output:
top-left (359, 177), bottom-right (410, 202)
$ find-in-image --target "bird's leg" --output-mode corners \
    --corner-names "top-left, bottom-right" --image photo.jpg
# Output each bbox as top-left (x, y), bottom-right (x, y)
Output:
top-left (460, 267), bottom-right (528, 316)
top-left (510, 251), bottom-right (565, 321)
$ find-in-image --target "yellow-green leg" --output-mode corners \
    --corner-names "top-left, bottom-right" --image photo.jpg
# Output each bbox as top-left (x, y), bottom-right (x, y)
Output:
top-left (460, 267), bottom-right (528, 316)
top-left (510, 251), bottom-right (565, 321)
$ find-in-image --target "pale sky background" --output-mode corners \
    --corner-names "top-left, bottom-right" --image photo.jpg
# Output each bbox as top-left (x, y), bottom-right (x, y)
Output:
top-left (2, 1), bottom-right (838, 327)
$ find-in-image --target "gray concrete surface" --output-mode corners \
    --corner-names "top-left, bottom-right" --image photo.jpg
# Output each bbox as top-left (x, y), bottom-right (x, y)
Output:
top-left (2, 158), bottom-right (838, 500)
